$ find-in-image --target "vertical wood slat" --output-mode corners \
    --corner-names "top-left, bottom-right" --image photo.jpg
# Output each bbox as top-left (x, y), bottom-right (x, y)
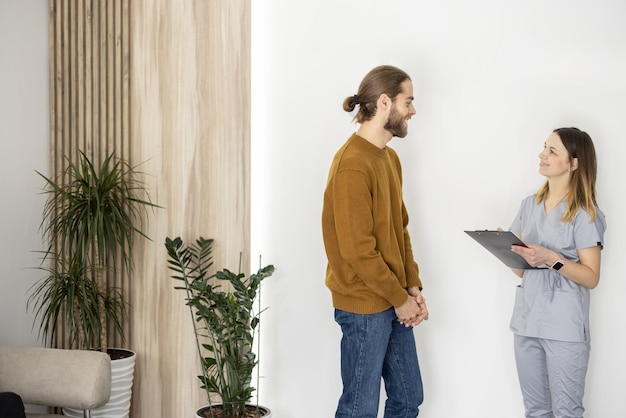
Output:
top-left (84, 0), bottom-right (92, 163)
top-left (92, 0), bottom-right (100, 158)
top-left (48, 0), bottom-right (132, 350)
top-left (98, 0), bottom-right (106, 160)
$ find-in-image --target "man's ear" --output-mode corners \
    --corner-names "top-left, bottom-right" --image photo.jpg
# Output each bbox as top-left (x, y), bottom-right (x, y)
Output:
top-left (377, 93), bottom-right (391, 111)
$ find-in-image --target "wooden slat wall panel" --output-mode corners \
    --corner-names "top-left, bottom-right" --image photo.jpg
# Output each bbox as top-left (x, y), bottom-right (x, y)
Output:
top-left (49, 1), bottom-right (250, 415)
top-left (48, 0), bottom-right (131, 349)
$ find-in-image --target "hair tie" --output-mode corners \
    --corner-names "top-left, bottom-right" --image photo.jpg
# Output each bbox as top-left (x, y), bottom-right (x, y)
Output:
top-left (353, 94), bottom-right (359, 105)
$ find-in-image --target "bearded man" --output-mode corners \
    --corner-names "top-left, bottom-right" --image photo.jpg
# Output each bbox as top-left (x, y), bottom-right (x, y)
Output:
top-left (322, 65), bottom-right (429, 418)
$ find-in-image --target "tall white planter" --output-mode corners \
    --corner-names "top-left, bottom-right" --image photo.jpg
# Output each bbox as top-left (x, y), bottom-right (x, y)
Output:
top-left (64, 348), bottom-right (135, 418)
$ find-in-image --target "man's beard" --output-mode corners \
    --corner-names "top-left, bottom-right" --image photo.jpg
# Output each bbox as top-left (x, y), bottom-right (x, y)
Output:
top-left (384, 105), bottom-right (408, 138)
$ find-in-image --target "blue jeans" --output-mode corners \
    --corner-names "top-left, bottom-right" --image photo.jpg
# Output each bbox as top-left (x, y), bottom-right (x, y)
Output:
top-left (334, 308), bottom-right (423, 418)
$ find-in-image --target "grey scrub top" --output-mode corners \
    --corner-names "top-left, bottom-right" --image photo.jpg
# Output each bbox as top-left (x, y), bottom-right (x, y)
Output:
top-left (509, 195), bottom-right (606, 342)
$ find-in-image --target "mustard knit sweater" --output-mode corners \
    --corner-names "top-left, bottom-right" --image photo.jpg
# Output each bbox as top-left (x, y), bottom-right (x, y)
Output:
top-left (322, 134), bottom-right (422, 314)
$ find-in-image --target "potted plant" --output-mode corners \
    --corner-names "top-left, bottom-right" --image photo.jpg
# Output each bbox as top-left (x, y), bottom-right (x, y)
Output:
top-left (28, 151), bottom-right (159, 418)
top-left (165, 236), bottom-right (274, 418)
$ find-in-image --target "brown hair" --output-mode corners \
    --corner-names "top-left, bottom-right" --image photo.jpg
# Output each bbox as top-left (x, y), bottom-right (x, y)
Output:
top-left (343, 65), bottom-right (411, 123)
top-left (536, 127), bottom-right (599, 222)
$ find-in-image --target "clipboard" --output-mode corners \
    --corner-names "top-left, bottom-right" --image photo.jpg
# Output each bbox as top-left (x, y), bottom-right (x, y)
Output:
top-left (464, 230), bottom-right (542, 269)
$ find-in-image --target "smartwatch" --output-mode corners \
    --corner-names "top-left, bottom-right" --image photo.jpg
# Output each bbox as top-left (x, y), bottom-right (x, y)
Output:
top-left (550, 257), bottom-right (564, 271)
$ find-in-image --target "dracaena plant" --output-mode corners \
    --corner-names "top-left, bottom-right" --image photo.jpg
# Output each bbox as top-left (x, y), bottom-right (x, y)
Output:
top-left (29, 151), bottom-right (158, 350)
top-left (164, 236), bottom-right (274, 418)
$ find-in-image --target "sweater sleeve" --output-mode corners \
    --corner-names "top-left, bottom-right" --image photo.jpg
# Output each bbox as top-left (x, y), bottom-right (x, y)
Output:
top-left (402, 201), bottom-right (423, 289)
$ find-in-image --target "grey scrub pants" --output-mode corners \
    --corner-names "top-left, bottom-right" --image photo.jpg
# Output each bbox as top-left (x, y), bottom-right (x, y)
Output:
top-left (514, 334), bottom-right (590, 418)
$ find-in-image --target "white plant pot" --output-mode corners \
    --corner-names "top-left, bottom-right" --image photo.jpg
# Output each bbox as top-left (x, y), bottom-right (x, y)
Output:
top-left (64, 348), bottom-right (135, 418)
top-left (195, 404), bottom-right (272, 418)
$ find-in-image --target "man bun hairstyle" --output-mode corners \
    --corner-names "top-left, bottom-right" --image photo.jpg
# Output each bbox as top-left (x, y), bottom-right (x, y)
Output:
top-left (343, 65), bottom-right (411, 124)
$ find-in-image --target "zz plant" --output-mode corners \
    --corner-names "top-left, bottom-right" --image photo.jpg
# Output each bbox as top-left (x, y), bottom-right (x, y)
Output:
top-left (165, 236), bottom-right (274, 418)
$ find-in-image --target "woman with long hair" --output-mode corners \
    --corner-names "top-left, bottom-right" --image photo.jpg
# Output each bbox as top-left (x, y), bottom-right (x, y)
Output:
top-left (508, 127), bottom-right (606, 418)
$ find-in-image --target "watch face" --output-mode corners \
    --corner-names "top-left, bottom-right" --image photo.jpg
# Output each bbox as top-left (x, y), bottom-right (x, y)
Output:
top-left (553, 260), bottom-right (564, 270)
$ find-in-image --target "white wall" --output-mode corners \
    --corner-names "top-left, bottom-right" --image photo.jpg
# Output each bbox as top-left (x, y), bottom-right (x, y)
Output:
top-left (0, 1), bottom-right (49, 347)
top-left (251, 1), bottom-right (626, 417)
